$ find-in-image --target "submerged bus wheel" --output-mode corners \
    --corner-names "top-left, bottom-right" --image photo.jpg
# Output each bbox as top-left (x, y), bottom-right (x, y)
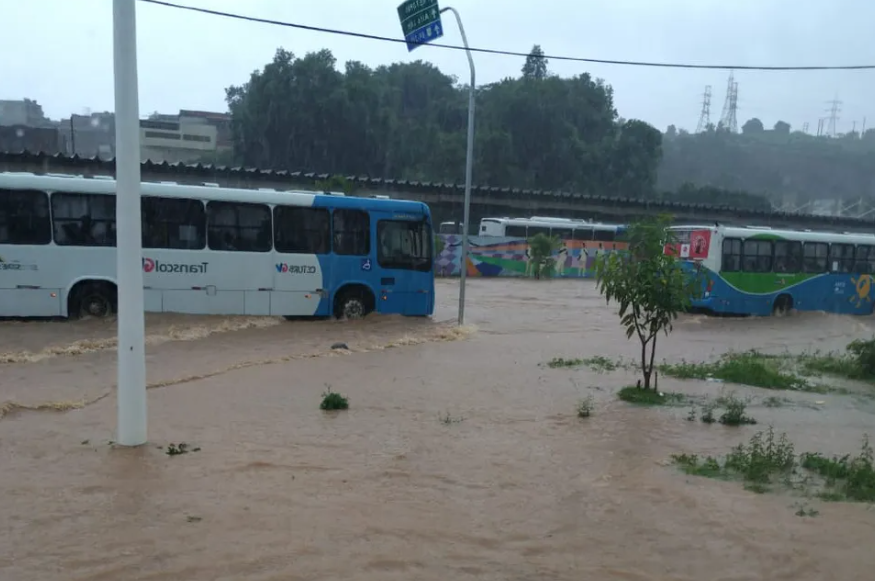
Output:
top-left (334, 286), bottom-right (374, 320)
top-left (772, 294), bottom-right (794, 317)
top-left (69, 281), bottom-right (117, 319)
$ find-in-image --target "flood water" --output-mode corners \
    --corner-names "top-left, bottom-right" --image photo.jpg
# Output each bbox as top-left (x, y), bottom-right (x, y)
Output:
top-left (1, 278), bottom-right (874, 580)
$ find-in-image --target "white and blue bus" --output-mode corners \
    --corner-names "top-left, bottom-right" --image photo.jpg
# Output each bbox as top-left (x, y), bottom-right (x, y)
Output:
top-left (0, 173), bottom-right (435, 320)
top-left (479, 216), bottom-right (625, 241)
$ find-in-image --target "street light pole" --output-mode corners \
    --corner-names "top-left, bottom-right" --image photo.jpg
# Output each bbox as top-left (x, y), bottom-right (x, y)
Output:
top-left (113, 0), bottom-right (147, 446)
top-left (440, 6), bottom-right (475, 326)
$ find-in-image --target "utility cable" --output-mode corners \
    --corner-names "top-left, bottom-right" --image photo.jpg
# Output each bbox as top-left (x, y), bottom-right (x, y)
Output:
top-left (139, 0), bottom-right (875, 71)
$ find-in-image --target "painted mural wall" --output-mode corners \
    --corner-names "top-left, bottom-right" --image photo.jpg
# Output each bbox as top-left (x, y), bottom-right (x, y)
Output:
top-left (434, 235), bottom-right (629, 278)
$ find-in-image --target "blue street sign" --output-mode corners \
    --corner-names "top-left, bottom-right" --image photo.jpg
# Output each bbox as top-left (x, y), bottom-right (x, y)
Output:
top-left (397, 0), bottom-right (443, 52)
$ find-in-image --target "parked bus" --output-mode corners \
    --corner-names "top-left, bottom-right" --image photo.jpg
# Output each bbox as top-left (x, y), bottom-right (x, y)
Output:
top-left (667, 224), bottom-right (875, 316)
top-left (479, 216), bottom-right (625, 242)
top-left (0, 173), bottom-right (435, 320)
top-left (438, 221), bottom-right (464, 235)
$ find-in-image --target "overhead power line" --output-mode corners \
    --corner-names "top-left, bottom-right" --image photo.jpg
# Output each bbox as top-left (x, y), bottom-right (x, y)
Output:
top-left (139, 0), bottom-right (875, 72)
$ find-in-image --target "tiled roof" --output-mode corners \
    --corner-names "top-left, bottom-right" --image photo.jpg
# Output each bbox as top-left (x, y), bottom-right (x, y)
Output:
top-left (1, 150), bottom-right (873, 228)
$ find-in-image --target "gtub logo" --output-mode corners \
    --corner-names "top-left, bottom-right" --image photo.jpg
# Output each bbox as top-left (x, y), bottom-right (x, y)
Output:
top-left (850, 274), bottom-right (873, 308)
top-left (142, 258), bottom-right (208, 274)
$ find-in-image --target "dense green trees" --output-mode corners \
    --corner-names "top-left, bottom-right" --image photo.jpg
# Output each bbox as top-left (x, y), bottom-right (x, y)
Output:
top-left (226, 46), bottom-right (874, 209)
top-left (659, 124), bottom-right (875, 205)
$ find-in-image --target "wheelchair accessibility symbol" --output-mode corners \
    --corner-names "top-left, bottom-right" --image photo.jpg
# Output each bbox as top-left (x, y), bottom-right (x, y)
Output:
top-left (361, 258), bottom-right (372, 272)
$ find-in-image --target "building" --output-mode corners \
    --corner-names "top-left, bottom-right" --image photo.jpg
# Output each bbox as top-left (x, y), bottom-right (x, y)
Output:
top-left (58, 112), bottom-right (116, 159)
top-left (139, 110), bottom-right (232, 164)
top-left (0, 99), bottom-right (51, 127)
top-left (0, 124), bottom-right (64, 154)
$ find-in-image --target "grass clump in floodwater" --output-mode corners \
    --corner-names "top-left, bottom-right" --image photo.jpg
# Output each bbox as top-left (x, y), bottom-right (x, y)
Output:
top-left (661, 351), bottom-right (807, 391)
top-left (546, 355), bottom-right (622, 372)
top-left (672, 427), bottom-right (795, 494)
top-left (673, 429), bottom-right (875, 502)
top-left (686, 394), bottom-right (756, 425)
top-left (800, 337), bottom-right (875, 383)
top-left (439, 411), bottom-right (464, 425)
top-left (617, 385), bottom-right (686, 406)
top-left (800, 435), bottom-right (875, 503)
top-left (320, 386), bottom-right (349, 411)
top-left (576, 395), bottom-right (594, 418)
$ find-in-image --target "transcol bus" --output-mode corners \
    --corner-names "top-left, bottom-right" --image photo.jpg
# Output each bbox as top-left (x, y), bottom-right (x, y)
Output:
top-left (0, 173), bottom-right (435, 319)
top-left (668, 224), bottom-right (875, 316)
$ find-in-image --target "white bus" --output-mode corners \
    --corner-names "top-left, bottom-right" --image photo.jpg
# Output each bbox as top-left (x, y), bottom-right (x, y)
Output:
top-left (0, 173), bottom-right (436, 319)
top-left (479, 216), bottom-right (625, 241)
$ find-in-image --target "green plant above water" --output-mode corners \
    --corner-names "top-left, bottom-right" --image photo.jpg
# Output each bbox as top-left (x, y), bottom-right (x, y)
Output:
top-left (661, 351), bottom-right (806, 391)
top-left (595, 215), bottom-right (702, 391)
top-left (672, 427), bottom-right (795, 493)
top-left (800, 435), bottom-right (875, 503)
top-left (617, 385), bottom-right (686, 406)
top-left (576, 395), bottom-right (594, 418)
top-left (672, 429), bottom-right (875, 502)
top-left (320, 386), bottom-right (349, 411)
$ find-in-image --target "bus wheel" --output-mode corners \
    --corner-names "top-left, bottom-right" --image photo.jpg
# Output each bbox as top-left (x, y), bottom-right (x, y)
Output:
top-left (70, 282), bottom-right (116, 319)
top-left (772, 294), bottom-right (793, 317)
top-left (335, 287), bottom-right (373, 320)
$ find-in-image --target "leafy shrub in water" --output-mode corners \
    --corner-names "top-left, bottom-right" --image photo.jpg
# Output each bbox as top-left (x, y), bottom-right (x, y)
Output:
top-left (847, 338), bottom-right (875, 378)
top-left (800, 435), bottom-right (875, 502)
top-left (320, 386), bottom-right (349, 411)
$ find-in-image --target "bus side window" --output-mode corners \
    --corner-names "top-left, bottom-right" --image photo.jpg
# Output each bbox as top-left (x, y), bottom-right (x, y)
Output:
top-left (854, 245), bottom-right (874, 274)
top-left (333, 209), bottom-right (370, 256)
top-left (206, 201), bottom-right (271, 253)
top-left (742, 239), bottom-right (772, 273)
top-left (802, 242), bottom-right (828, 273)
top-left (828, 243), bottom-right (854, 273)
top-left (273, 206), bottom-right (330, 254)
top-left (505, 225), bottom-right (527, 238)
top-left (551, 228), bottom-right (573, 240)
top-left (142, 196), bottom-right (205, 250)
top-left (774, 240), bottom-right (802, 274)
top-left (527, 226), bottom-right (550, 238)
top-left (573, 228), bottom-right (593, 241)
top-left (594, 229), bottom-right (615, 242)
top-left (52, 192), bottom-right (116, 247)
top-left (0, 188), bottom-right (51, 245)
top-left (721, 238), bottom-right (742, 272)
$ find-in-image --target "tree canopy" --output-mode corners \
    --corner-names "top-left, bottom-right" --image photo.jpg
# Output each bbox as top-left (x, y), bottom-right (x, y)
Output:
top-left (225, 45), bottom-right (874, 210)
top-left (660, 124), bottom-right (875, 206)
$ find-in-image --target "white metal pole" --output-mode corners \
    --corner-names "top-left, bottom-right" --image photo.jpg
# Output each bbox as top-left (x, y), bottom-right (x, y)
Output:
top-left (440, 7), bottom-right (475, 326)
top-left (113, 0), bottom-right (147, 446)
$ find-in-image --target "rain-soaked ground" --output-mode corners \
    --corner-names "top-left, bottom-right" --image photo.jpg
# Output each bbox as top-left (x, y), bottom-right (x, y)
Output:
top-left (1, 278), bottom-right (874, 580)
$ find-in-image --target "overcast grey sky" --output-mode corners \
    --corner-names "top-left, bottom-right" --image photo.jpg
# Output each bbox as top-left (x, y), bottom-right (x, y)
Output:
top-left (2, 0), bottom-right (872, 133)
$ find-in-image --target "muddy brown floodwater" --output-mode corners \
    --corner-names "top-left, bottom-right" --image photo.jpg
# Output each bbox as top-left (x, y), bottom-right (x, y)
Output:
top-left (1, 278), bottom-right (874, 580)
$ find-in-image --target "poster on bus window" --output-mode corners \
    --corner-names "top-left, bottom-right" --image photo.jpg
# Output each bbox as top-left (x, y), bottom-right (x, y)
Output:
top-left (665, 229), bottom-right (711, 259)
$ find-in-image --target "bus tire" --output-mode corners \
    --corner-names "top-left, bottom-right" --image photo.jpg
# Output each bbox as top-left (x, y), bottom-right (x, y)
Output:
top-left (69, 281), bottom-right (117, 319)
top-left (772, 294), bottom-right (793, 317)
top-left (334, 286), bottom-right (374, 320)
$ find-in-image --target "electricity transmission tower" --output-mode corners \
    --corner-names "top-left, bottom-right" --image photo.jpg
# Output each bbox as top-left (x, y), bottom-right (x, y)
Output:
top-left (802, 121), bottom-right (809, 133)
top-left (826, 95), bottom-right (842, 137)
top-left (719, 71), bottom-right (738, 133)
top-left (696, 85), bottom-right (712, 133)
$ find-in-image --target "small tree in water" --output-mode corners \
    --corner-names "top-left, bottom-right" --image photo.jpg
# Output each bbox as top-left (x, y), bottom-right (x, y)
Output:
top-left (594, 215), bottom-right (700, 390)
top-left (528, 233), bottom-right (562, 279)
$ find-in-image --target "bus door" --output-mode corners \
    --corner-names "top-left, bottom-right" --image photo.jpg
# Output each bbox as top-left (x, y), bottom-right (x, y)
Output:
top-left (375, 217), bottom-right (433, 316)
top-left (272, 205), bottom-right (331, 317)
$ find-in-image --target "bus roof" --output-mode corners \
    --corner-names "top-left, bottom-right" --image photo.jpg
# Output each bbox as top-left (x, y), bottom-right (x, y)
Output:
top-left (671, 224), bottom-right (875, 245)
top-left (0, 172), bottom-right (430, 216)
top-left (481, 216), bottom-right (622, 230)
